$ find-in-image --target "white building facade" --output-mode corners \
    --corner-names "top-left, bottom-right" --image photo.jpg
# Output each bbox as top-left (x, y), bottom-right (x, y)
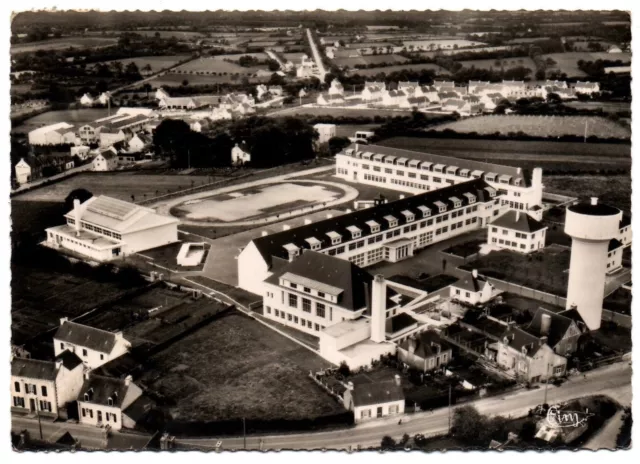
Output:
top-left (487, 211), bottom-right (547, 253)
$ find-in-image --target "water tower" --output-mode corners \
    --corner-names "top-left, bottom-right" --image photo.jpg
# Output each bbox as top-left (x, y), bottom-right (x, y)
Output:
top-left (564, 198), bottom-right (622, 330)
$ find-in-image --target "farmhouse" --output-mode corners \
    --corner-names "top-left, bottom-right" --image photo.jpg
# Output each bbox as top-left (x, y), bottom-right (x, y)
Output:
top-left (487, 211), bottom-right (547, 253)
top-left (335, 144), bottom-right (544, 217)
top-left (397, 330), bottom-right (453, 372)
top-left (231, 142), bottom-right (251, 165)
top-left (238, 178), bottom-right (503, 295)
top-left (92, 150), bottom-right (118, 172)
top-left (486, 326), bottom-right (567, 384)
top-left (45, 195), bottom-right (179, 261)
top-left (77, 374), bottom-right (147, 431)
top-left (11, 352), bottom-right (84, 419)
top-left (343, 376), bottom-right (405, 423)
top-left (449, 269), bottom-right (497, 305)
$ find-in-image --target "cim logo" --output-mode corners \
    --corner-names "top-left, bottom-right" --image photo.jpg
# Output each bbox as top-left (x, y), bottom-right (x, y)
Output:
top-left (544, 405), bottom-right (595, 429)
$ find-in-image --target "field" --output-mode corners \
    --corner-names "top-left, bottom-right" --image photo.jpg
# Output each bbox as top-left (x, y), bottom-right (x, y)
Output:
top-left (378, 137), bottom-right (631, 173)
top-left (334, 124), bottom-right (380, 138)
top-left (271, 106), bottom-right (416, 118)
top-left (564, 101), bottom-right (631, 113)
top-left (433, 115), bottom-right (631, 139)
top-left (402, 39), bottom-right (486, 50)
top-left (16, 172), bottom-right (221, 203)
top-left (174, 56), bottom-right (265, 74)
top-left (150, 73), bottom-right (248, 86)
top-left (139, 311), bottom-right (343, 422)
top-left (542, 175), bottom-right (631, 213)
top-left (542, 52), bottom-right (632, 77)
top-left (11, 36), bottom-right (118, 54)
top-left (11, 199), bottom-right (66, 243)
top-left (332, 54), bottom-right (409, 67)
top-left (458, 57), bottom-right (536, 71)
top-left (351, 63), bottom-right (449, 76)
top-left (101, 55), bottom-right (191, 74)
top-left (13, 108), bottom-right (118, 134)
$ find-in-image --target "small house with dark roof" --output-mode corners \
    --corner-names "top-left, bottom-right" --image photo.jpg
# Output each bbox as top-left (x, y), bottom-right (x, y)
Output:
top-left (11, 352), bottom-right (84, 418)
top-left (526, 308), bottom-right (583, 357)
top-left (77, 373), bottom-right (145, 431)
top-left (397, 330), bottom-right (453, 372)
top-left (488, 210), bottom-right (547, 254)
top-left (231, 141), bottom-right (251, 166)
top-left (54, 319), bottom-right (131, 370)
top-left (343, 375), bottom-right (405, 423)
top-left (486, 326), bottom-right (567, 384)
top-left (607, 238), bottom-right (624, 274)
top-left (450, 269), bottom-right (496, 305)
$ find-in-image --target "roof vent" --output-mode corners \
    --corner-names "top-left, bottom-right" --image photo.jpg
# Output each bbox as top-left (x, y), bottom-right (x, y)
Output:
top-left (591, 197), bottom-right (598, 206)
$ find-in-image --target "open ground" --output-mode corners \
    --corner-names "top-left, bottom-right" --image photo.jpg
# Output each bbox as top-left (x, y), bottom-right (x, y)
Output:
top-left (11, 36), bottom-right (118, 54)
top-left (350, 63), bottom-right (449, 76)
top-left (542, 52), bottom-right (631, 77)
top-left (101, 55), bottom-right (191, 73)
top-left (458, 57), bottom-right (536, 71)
top-left (433, 115), bottom-right (631, 139)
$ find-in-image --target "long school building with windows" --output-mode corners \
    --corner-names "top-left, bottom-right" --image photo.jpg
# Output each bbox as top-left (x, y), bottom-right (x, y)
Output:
top-left (336, 144), bottom-right (544, 221)
top-left (238, 178), bottom-right (504, 295)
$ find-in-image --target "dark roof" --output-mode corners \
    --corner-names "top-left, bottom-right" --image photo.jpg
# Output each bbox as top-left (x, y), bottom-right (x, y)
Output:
top-left (568, 202), bottom-right (620, 217)
top-left (388, 313), bottom-right (418, 333)
top-left (609, 239), bottom-right (623, 251)
top-left (491, 210), bottom-right (547, 233)
top-left (55, 321), bottom-right (117, 354)
top-left (12, 358), bottom-right (58, 381)
top-left (264, 251), bottom-right (374, 312)
top-left (500, 327), bottom-right (544, 357)
top-left (123, 395), bottom-right (156, 423)
top-left (351, 380), bottom-right (404, 407)
top-left (79, 375), bottom-right (129, 408)
top-left (252, 178), bottom-right (498, 268)
top-left (556, 308), bottom-right (587, 327)
top-left (620, 214), bottom-right (631, 228)
top-left (55, 351), bottom-right (83, 371)
top-left (453, 274), bottom-right (489, 293)
top-left (93, 352), bottom-right (141, 379)
top-left (526, 308), bottom-right (576, 348)
top-left (398, 330), bottom-right (452, 359)
top-left (362, 144), bottom-right (525, 185)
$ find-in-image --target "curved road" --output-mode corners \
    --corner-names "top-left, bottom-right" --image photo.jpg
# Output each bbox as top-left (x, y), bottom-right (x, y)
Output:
top-left (177, 362), bottom-right (631, 450)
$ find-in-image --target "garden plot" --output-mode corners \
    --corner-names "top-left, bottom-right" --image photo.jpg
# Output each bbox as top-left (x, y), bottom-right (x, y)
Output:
top-left (179, 182), bottom-right (341, 222)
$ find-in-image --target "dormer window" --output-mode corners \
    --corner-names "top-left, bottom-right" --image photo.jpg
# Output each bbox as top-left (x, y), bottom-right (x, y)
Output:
top-left (450, 197), bottom-right (462, 208)
top-left (366, 220), bottom-right (380, 233)
top-left (401, 210), bottom-right (415, 222)
top-left (434, 201), bottom-right (447, 213)
top-left (384, 215), bottom-right (398, 228)
top-left (514, 179), bottom-right (521, 186)
top-left (417, 205), bottom-right (431, 218)
top-left (463, 193), bottom-right (476, 204)
top-left (347, 225), bottom-right (362, 239)
top-left (486, 187), bottom-right (497, 198)
top-left (326, 231), bottom-right (342, 245)
top-left (108, 397), bottom-right (114, 406)
top-left (485, 173), bottom-right (497, 182)
top-left (84, 393), bottom-right (90, 401)
top-left (283, 243), bottom-right (300, 260)
top-left (446, 166), bottom-right (458, 175)
top-left (305, 237), bottom-right (322, 251)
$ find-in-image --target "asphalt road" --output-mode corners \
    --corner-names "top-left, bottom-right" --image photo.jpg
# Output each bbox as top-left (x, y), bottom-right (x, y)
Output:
top-left (177, 362), bottom-right (631, 451)
top-left (306, 28), bottom-right (327, 78)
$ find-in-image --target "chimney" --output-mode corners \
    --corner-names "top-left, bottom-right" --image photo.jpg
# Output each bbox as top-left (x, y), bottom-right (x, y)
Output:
top-left (472, 269), bottom-right (478, 279)
top-left (540, 313), bottom-right (552, 336)
top-left (124, 375), bottom-right (132, 387)
top-left (283, 225), bottom-right (291, 231)
top-left (370, 275), bottom-right (387, 343)
top-left (84, 371), bottom-right (91, 380)
top-left (261, 231), bottom-right (268, 237)
top-left (354, 143), bottom-right (359, 152)
top-left (516, 211), bottom-right (520, 222)
top-left (60, 317), bottom-right (68, 326)
top-left (347, 381), bottom-right (354, 391)
top-left (55, 359), bottom-right (63, 370)
top-left (532, 167), bottom-right (543, 187)
top-left (591, 197), bottom-right (598, 206)
top-left (394, 374), bottom-right (401, 386)
top-left (304, 219), bottom-right (312, 225)
top-left (73, 199), bottom-right (82, 235)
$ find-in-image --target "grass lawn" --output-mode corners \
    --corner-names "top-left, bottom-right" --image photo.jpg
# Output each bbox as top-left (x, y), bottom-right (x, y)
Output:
top-left (442, 239), bottom-right (484, 259)
top-left (603, 287), bottom-right (632, 315)
top-left (188, 276), bottom-right (261, 308)
top-left (352, 63), bottom-right (449, 76)
top-left (271, 106), bottom-right (416, 118)
top-left (542, 52), bottom-right (631, 77)
top-left (458, 57), bottom-right (536, 71)
top-left (136, 242), bottom-right (210, 272)
top-left (542, 175), bottom-right (631, 213)
top-left (11, 36), bottom-right (117, 54)
top-left (174, 57), bottom-right (265, 74)
top-left (139, 310), bottom-right (342, 422)
top-left (101, 55), bottom-right (191, 73)
top-left (333, 54), bottom-right (409, 67)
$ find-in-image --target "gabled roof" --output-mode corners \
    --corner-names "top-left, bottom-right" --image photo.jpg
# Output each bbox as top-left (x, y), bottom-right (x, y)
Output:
top-left (452, 274), bottom-right (489, 293)
top-left (609, 239), bottom-right (623, 251)
top-left (55, 350), bottom-right (84, 371)
top-left (388, 313), bottom-right (418, 333)
top-left (264, 251), bottom-right (374, 311)
top-left (398, 330), bottom-right (452, 359)
top-left (526, 308), bottom-right (577, 348)
top-left (499, 326), bottom-right (545, 357)
top-left (12, 358), bottom-right (58, 381)
top-left (252, 178), bottom-right (498, 269)
top-left (55, 321), bottom-right (118, 354)
top-left (79, 375), bottom-right (130, 408)
top-left (491, 211), bottom-right (547, 234)
top-left (351, 380), bottom-right (404, 407)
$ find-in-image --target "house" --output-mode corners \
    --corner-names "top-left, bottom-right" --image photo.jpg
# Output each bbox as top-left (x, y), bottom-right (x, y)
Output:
top-left (98, 92), bottom-right (111, 105)
top-left (117, 152), bottom-right (143, 166)
top-left (381, 89), bottom-right (408, 106)
top-left (77, 374), bottom-right (145, 431)
top-left (328, 79), bottom-right (345, 96)
top-left (468, 80), bottom-right (490, 94)
top-left (268, 85), bottom-right (284, 97)
top-left (256, 84), bottom-right (269, 101)
top-left (14, 154), bottom-right (75, 185)
top-left (80, 93), bottom-right (95, 106)
top-left (414, 85), bottom-right (439, 101)
top-left (433, 80), bottom-right (455, 91)
top-left (545, 80), bottom-right (567, 89)
top-left (314, 123), bottom-right (337, 144)
top-left (211, 107), bottom-right (234, 121)
top-left (92, 151), bottom-right (118, 171)
top-left (486, 326), bottom-right (567, 384)
top-left (400, 96), bottom-right (430, 109)
top-left (525, 308), bottom-right (584, 357)
top-left (127, 133), bottom-right (152, 153)
top-left (231, 142), bottom-right (251, 165)
top-left (155, 88), bottom-right (170, 101)
top-left (232, 102), bottom-right (256, 116)
top-left (501, 80), bottom-right (526, 96)
top-left (397, 330), bottom-right (453, 372)
top-left (450, 270), bottom-right (496, 305)
top-left (45, 195), bottom-right (179, 261)
top-left (574, 81), bottom-right (600, 95)
top-left (606, 239), bottom-right (624, 274)
top-left (70, 145), bottom-right (91, 161)
top-left (317, 93), bottom-right (345, 106)
top-left (398, 81), bottom-right (420, 94)
top-left (220, 93), bottom-right (255, 110)
top-left (28, 122), bottom-right (76, 145)
top-left (11, 352), bottom-right (84, 419)
top-left (343, 376), bottom-right (405, 423)
top-left (541, 85), bottom-right (577, 100)
top-left (54, 319), bottom-right (132, 370)
top-left (14, 158), bottom-right (34, 185)
top-left (361, 83), bottom-right (385, 102)
top-left (487, 211), bottom-right (547, 253)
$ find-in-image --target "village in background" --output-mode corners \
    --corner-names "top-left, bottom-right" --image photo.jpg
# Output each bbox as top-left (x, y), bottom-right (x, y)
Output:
top-left (9, 9), bottom-right (632, 452)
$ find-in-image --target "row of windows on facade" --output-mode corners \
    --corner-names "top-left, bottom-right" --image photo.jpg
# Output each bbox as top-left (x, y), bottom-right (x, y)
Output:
top-left (14, 382), bottom-right (48, 397)
top-left (81, 407), bottom-right (118, 423)
top-left (287, 293), bottom-right (329, 318)
top-left (491, 238), bottom-right (538, 250)
top-left (12, 396), bottom-right (52, 411)
top-left (51, 232), bottom-right (120, 254)
top-left (60, 342), bottom-right (105, 360)
top-left (343, 159), bottom-right (521, 187)
top-left (305, 204), bottom-right (481, 253)
top-left (265, 306), bottom-right (325, 332)
top-left (67, 218), bottom-right (122, 240)
top-left (360, 404), bottom-right (400, 419)
top-left (492, 227), bottom-right (543, 239)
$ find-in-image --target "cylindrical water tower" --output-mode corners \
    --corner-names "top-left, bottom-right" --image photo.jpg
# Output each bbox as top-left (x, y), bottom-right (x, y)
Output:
top-left (564, 198), bottom-right (622, 330)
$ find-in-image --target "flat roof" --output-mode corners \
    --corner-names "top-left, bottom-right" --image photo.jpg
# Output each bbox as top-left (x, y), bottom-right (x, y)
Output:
top-left (568, 203), bottom-right (620, 217)
top-left (323, 318), bottom-right (369, 338)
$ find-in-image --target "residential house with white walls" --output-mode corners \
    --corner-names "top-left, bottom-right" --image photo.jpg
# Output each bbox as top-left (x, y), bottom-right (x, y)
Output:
top-left (11, 352), bottom-right (84, 419)
top-left (92, 150), bottom-right (118, 171)
top-left (433, 80), bottom-right (455, 91)
top-left (317, 93), bottom-right (345, 106)
top-left (487, 210), bottom-right (547, 253)
top-left (397, 330), bottom-right (453, 372)
top-left (231, 142), bottom-right (251, 165)
top-left (361, 82), bottom-right (386, 102)
top-left (329, 79), bottom-right (345, 96)
top-left (525, 308), bottom-right (584, 357)
top-left (54, 319), bottom-right (132, 370)
top-left (449, 270), bottom-right (497, 305)
top-left (343, 376), bottom-right (405, 423)
top-left (80, 93), bottom-right (95, 106)
top-left (381, 89), bottom-right (408, 106)
top-left (314, 123), bottom-right (337, 144)
top-left (574, 81), bottom-right (600, 95)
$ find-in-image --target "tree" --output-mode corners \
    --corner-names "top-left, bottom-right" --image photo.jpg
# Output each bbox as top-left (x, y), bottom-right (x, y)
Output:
top-left (327, 136), bottom-right (351, 155)
top-left (535, 69), bottom-right (546, 81)
top-left (125, 61), bottom-right (141, 78)
top-left (266, 59), bottom-right (280, 72)
top-left (546, 92), bottom-right (561, 103)
top-left (182, 79), bottom-right (189, 87)
top-left (153, 119), bottom-right (192, 162)
top-left (64, 188), bottom-right (93, 213)
top-left (451, 406), bottom-right (486, 444)
top-left (142, 83), bottom-right (152, 99)
top-left (337, 361), bottom-right (351, 377)
top-left (380, 436), bottom-right (397, 450)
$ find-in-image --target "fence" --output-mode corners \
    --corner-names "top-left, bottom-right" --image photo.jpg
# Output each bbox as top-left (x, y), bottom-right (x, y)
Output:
top-left (601, 309), bottom-right (632, 328)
